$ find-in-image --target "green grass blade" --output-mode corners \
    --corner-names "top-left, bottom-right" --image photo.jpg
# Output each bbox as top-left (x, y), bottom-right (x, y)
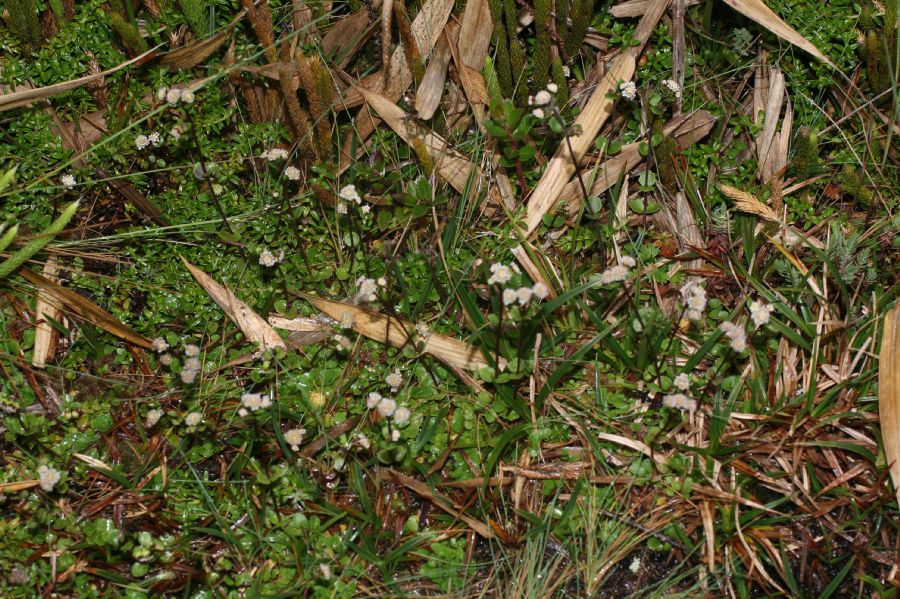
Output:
top-left (0, 200), bottom-right (79, 279)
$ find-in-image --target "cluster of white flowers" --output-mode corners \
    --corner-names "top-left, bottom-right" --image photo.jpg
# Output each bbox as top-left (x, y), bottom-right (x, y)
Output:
top-left (184, 411), bottom-right (202, 427)
top-left (239, 392), bottom-right (272, 416)
top-left (37, 465), bottom-right (61, 492)
top-left (682, 284), bottom-right (707, 321)
top-left (60, 174), bottom-right (76, 189)
top-left (259, 248), bottom-right (285, 267)
top-left (673, 373), bottom-right (690, 392)
top-left (285, 166), bottom-right (301, 181)
top-left (489, 262), bottom-right (549, 307)
top-left (561, 65), bottom-right (571, 77)
top-left (157, 87), bottom-right (195, 105)
top-left (528, 83), bottom-right (559, 119)
top-left (719, 321), bottom-right (747, 352)
top-left (748, 299), bottom-right (774, 328)
top-left (356, 276), bottom-right (386, 302)
top-left (597, 256), bottom-right (636, 285)
top-left (366, 391), bottom-right (410, 425)
top-left (662, 393), bottom-right (697, 411)
top-left (283, 427), bottom-right (306, 451)
top-left (180, 356), bottom-right (201, 384)
top-left (340, 184), bottom-right (362, 204)
top-left (145, 408), bottom-right (164, 428)
top-left (135, 132), bottom-right (162, 150)
top-left (262, 148), bottom-right (289, 161)
top-left (620, 81), bottom-right (638, 101)
top-left (661, 79), bottom-right (681, 98)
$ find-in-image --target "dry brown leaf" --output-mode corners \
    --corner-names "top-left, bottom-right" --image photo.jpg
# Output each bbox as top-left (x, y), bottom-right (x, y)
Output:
top-left (522, 54), bottom-right (636, 235)
top-left (180, 257), bottom-right (286, 352)
top-left (414, 31), bottom-right (453, 120)
top-left (378, 467), bottom-right (495, 538)
top-left (32, 256), bottom-right (63, 369)
top-left (457, 0), bottom-right (493, 68)
top-left (879, 303), bottom-right (900, 506)
top-left (299, 293), bottom-right (504, 371)
top-left (0, 50), bottom-right (155, 112)
top-left (268, 315), bottom-right (329, 332)
top-left (357, 86), bottom-right (500, 202)
top-left (19, 268), bottom-right (153, 349)
top-left (721, 0), bottom-right (835, 67)
top-left (159, 12), bottom-right (243, 68)
top-left (322, 0), bottom-right (382, 68)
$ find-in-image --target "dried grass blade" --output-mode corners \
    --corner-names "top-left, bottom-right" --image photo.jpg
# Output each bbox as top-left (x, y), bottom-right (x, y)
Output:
top-left (19, 267), bottom-right (153, 349)
top-left (32, 256), bottom-right (63, 369)
top-left (180, 257), bottom-right (286, 352)
top-left (721, 0), bottom-right (835, 67)
top-left (299, 293), bottom-right (502, 371)
top-left (159, 11), bottom-right (243, 68)
top-left (879, 303), bottom-right (900, 506)
top-left (719, 184), bottom-right (780, 221)
top-left (415, 31), bottom-right (453, 120)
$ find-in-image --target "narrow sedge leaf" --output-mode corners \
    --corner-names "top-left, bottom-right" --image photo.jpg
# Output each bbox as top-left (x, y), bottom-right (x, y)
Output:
top-left (0, 165), bottom-right (16, 192)
top-left (0, 200), bottom-right (78, 280)
top-left (0, 223), bottom-right (19, 254)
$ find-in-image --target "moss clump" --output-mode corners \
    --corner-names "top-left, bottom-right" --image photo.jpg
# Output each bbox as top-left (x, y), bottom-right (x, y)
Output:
top-left (4, 0), bottom-right (42, 47)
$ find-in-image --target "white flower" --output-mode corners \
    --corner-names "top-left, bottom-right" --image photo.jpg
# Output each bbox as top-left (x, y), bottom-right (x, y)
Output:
top-left (159, 353), bottom-right (172, 366)
top-left (241, 392), bottom-right (271, 412)
top-left (488, 263), bottom-right (513, 285)
top-left (356, 433), bottom-right (371, 449)
top-left (166, 88), bottom-right (182, 104)
top-left (391, 429), bottom-right (401, 442)
top-left (662, 79), bottom-right (681, 98)
top-left (686, 309), bottom-right (703, 322)
top-left (620, 81), bottom-right (637, 100)
top-left (683, 284), bottom-right (707, 319)
top-left (263, 148), bottom-right (288, 161)
top-left (620, 255), bottom-right (636, 268)
top-left (60, 174), bottom-right (76, 189)
top-left (284, 427), bottom-right (306, 450)
top-left (531, 108), bottom-right (545, 119)
top-left (533, 90), bottom-right (552, 106)
top-left (720, 321), bottom-right (747, 352)
top-left (37, 465), bottom-right (61, 492)
top-left (180, 368), bottom-right (198, 384)
top-left (337, 201), bottom-right (348, 214)
top-left (152, 337), bottom-right (169, 352)
top-left (748, 300), bottom-right (774, 328)
top-left (361, 204), bottom-right (371, 214)
top-left (170, 126), bottom-right (183, 140)
top-left (366, 392), bottom-right (383, 409)
top-left (377, 277), bottom-right (387, 287)
top-left (135, 134), bottom-right (150, 150)
top-left (184, 344), bottom-right (200, 357)
top-left (148, 132), bottom-right (162, 146)
top-left (502, 288), bottom-right (517, 305)
top-left (184, 357), bottom-right (201, 372)
top-left (184, 411), bottom-right (202, 426)
top-left (319, 564), bottom-right (332, 580)
top-left (393, 406), bottom-right (411, 424)
top-left (339, 184), bottom-right (361, 204)
top-left (598, 264), bottom-right (630, 284)
top-left (516, 286), bottom-right (533, 305)
top-left (285, 166), bottom-right (301, 181)
top-left (377, 398), bottom-right (397, 418)
top-left (532, 282), bottom-right (549, 300)
top-left (145, 409), bottom-right (164, 427)
top-left (357, 277), bottom-right (378, 302)
top-left (259, 250), bottom-right (277, 267)
top-left (386, 370), bottom-right (403, 390)
top-left (562, 65), bottom-right (571, 77)
top-left (181, 89), bottom-right (195, 104)
top-left (662, 393), bottom-right (696, 411)
top-left (157, 87), bottom-right (169, 101)
top-left (673, 373), bottom-right (690, 391)
top-left (415, 322), bottom-right (430, 338)
top-left (546, 82), bottom-right (558, 93)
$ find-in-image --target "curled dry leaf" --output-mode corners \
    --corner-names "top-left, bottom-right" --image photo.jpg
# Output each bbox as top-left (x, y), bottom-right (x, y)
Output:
top-left (879, 303), bottom-right (900, 506)
top-left (180, 257), bottom-right (286, 353)
top-left (299, 292), bottom-right (504, 372)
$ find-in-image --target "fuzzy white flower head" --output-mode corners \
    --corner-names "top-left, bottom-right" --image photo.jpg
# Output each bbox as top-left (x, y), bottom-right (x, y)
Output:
top-left (185, 344), bottom-right (200, 357)
top-left (152, 337), bottom-right (169, 353)
top-left (60, 174), bottom-right (76, 189)
top-left (157, 87), bottom-right (169, 101)
top-left (135, 134), bottom-right (150, 150)
top-left (662, 393), bottom-right (697, 411)
top-left (719, 321), bottom-right (747, 352)
top-left (386, 370), bottom-right (403, 390)
top-left (662, 79), bottom-right (681, 98)
top-left (259, 250), bottom-right (278, 267)
top-left (415, 322), bottom-right (430, 337)
top-left (686, 309), bottom-right (703, 322)
top-left (391, 429), bottom-right (401, 442)
top-left (285, 166), bottom-right (301, 181)
top-left (357, 277), bottom-right (378, 302)
top-left (620, 255), bottom-right (636, 268)
top-left (241, 392), bottom-right (269, 412)
top-left (356, 433), bottom-right (371, 449)
top-left (620, 81), bottom-right (637, 100)
top-left (562, 65), bottom-right (571, 77)
top-left (145, 409), bottom-right (164, 428)
top-left (159, 353), bottom-right (172, 366)
top-left (393, 406), bottom-right (411, 424)
top-left (181, 89), bottom-right (195, 104)
top-left (531, 108), bottom-right (545, 119)
top-left (673, 373), bottom-right (690, 392)
top-left (361, 204), bottom-right (371, 214)
top-left (319, 564), bottom-right (332, 581)
top-left (377, 397), bottom-right (397, 418)
top-left (366, 392), bottom-right (383, 409)
top-left (533, 90), bottom-right (552, 106)
top-left (546, 82), bottom-right (558, 93)
top-left (749, 299), bottom-right (775, 328)
top-left (37, 465), bottom-right (61, 492)
top-left (284, 427), bottom-right (306, 450)
top-left (184, 411), bottom-right (202, 426)
top-left (337, 201), bottom-right (348, 214)
top-left (339, 184), bottom-right (361, 204)
top-left (170, 126), bottom-right (183, 140)
top-left (180, 367), bottom-right (198, 384)
top-left (598, 264), bottom-right (629, 285)
top-left (502, 288), bottom-right (518, 306)
top-left (264, 148), bottom-right (288, 161)
top-left (532, 282), bottom-right (549, 300)
top-left (516, 286), bottom-right (533, 305)
top-left (165, 88), bottom-right (182, 104)
top-left (148, 132), bottom-right (162, 147)
top-left (488, 263), bottom-right (513, 286)
top-left (377, 276), bottom-right (387, 287)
